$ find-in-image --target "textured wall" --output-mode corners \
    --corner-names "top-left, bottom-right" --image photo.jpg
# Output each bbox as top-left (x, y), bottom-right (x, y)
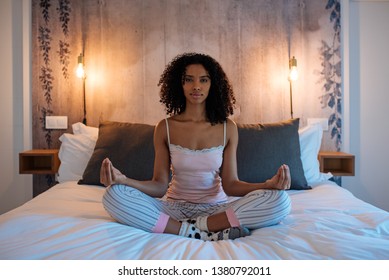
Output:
top-left (32, 0), bottom-right (341, 149)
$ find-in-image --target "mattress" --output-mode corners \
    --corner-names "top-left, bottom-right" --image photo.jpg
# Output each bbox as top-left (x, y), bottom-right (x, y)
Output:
top-left (1, 180), bottom-right (388, 260)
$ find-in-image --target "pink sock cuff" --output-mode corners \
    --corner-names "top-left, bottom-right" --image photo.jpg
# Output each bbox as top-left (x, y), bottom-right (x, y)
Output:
top-left (152, 212), bottom-right (170, 233)
top-left (226, 208), bottom-right (240, 227)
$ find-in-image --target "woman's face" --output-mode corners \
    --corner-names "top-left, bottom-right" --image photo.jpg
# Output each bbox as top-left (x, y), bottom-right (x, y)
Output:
top-left (182, 64), bottom-right (211, 105)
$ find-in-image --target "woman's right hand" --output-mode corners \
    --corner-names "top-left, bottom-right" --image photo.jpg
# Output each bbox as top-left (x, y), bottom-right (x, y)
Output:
top-left (100, 158), bottom-right (127, 187)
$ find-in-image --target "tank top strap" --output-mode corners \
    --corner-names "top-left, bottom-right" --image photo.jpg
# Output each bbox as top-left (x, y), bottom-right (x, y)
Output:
top-left (223, 121), bottom-right (226, 147)
top-left (165, 118), bottom-right (171, 145)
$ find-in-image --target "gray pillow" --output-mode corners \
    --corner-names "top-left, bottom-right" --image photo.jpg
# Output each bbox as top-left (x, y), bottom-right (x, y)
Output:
top-left (79, 121), bottom-right (155, 186)
top-left (237, 118), bottom-right (310, 190)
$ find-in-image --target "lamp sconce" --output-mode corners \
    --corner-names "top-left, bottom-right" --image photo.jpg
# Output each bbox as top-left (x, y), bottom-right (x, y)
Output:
top-left (288, 56), bottom-right (298, 119)
top-left (76, 53), bottom-right (87, 124)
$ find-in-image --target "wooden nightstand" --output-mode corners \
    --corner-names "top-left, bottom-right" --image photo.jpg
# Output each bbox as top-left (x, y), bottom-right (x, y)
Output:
top-left (19, 149), bottom-right (60, 175)
top-left (318, 151), bottom-right (355, 176)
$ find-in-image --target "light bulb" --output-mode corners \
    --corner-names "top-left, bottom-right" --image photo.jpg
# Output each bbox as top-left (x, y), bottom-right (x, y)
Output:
top-left (76, 53), bottom-right (85, 78)
top-left (76, 64), bottom-right (85, 78)
top-left (288, 56), bottom-right (298, 81)
top-left (289, 66), bottom-right (298, 81)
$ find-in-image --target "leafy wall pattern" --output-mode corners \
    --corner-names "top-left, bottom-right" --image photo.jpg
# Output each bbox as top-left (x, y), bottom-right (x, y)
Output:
top-left (319, 0), bottom-right (342, 150)
top-left (38, 0), bottom-right (54, 149)
top-left (38, 0), bottom-right (72, 149)
top-left (57, 0), bottom-right (71, 80)
top-left (36, 0), bottom-right (72, 190)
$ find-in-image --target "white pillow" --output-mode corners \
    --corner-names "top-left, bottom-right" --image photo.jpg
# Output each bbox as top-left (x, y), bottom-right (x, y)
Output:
top-left (299, 123), bottom-right (332, 185)
top-left (57, 132), bottom-right (97, 183)
top-left (72, 122), bottom-right (99, 138)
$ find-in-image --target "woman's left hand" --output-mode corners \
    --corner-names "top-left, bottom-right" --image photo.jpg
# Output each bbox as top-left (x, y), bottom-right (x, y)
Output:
top-left (265, 164), bottom-right (291, 190)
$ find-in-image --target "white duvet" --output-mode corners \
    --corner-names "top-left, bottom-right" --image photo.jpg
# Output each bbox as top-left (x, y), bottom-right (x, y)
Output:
top-left (0, 180), bottom-right (388, 260)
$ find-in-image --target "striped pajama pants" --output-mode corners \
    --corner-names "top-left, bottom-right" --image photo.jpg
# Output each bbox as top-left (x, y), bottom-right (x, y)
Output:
top-left (102, 184), bottom-right (291, 233)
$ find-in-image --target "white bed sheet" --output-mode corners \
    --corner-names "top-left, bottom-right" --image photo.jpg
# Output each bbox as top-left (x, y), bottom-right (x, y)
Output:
top-left (0, 180), bottom-right (388, 260)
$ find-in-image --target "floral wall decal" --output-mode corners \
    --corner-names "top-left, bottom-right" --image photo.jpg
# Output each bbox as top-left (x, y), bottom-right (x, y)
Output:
top-left (318, 0), bottom-right (342, 150)
top-left (38, 0), bottom-right (54, 148)
top-left (57, 0), bottom-right (71, 80)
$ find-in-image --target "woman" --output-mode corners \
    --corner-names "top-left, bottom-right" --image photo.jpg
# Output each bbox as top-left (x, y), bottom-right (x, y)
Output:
top-left (101, 53), bottom-right (291, 241)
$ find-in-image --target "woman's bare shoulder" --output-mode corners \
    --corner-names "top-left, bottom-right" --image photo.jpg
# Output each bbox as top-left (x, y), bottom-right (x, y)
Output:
top-left (225, 118), bottom-right (238, 143)
top-left (154, 118), bottom-right (169, 137)
top-left (156, 118), bottom-right (167, 126)
top-left (226, 118), bottom-right (237, 130)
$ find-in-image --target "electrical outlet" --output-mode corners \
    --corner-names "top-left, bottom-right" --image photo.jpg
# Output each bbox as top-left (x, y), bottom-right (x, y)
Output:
top-left (307, 118), bottom-right (329, 131)
top-left (45, 116), bottom-right (68, 129)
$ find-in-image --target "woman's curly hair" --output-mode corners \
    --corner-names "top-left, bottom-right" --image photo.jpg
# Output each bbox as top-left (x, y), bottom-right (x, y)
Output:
top-left (158, 52), bottom-right (236, 125)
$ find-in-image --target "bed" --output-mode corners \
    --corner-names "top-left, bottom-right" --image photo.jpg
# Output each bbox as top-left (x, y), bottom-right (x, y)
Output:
top-left (1, 119), bottom-right (389, 260)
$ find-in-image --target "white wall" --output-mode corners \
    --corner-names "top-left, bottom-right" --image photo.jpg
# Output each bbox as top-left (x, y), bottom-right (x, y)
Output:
top-left (343, 0), bottom-right (389, 211)
top-left (0, 0), bottom-right (32, 214)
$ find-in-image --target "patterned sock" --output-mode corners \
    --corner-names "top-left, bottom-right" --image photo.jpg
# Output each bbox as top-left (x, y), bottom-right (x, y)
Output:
top-left (220, 227), bottom-right (250, 240)
top-left (179, 219), bottom-right (250, 241)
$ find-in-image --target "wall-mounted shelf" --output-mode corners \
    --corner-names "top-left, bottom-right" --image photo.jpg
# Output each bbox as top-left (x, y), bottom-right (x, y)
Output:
top-left (19, 149), bottom-right (60, 174)
top-left (318, 151), bottom-right (355, 176)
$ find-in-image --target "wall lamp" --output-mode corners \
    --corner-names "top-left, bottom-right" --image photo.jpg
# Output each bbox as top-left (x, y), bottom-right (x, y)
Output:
top-left (288, 56), bottom-right (298, 119)
top-left (76, 53), bottom-right (87, 124)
